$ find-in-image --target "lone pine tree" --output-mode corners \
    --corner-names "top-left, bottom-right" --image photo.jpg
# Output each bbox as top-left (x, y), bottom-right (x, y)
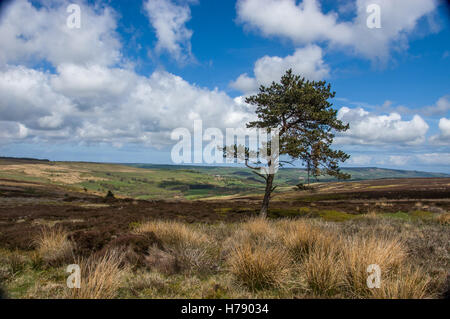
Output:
top-left (226, 69), bottom-right (351, 217)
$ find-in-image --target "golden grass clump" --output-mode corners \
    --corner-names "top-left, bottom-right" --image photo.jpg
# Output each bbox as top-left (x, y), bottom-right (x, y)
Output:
top-left (133, 220), bottom-right (208, 248)
top-left (275, 219), bottom-right (336, 261)
top-left (241, 217), bottom-right (273, 237)
top-left (235, 217), bottom-right (277, 245)
top-left (341, 234), bottom-right (406, 295)
top-left (369, 266), bottom-right (432, 299)
top-left (436, 213), bottom-right (450, 225)
top-left (226, 242), bottom-right (291, 291)
top-left (68, 249), bottom-right (128, 299)
top-left (224, 218), bottom-right (279, 255)
top-left (35, 226), bottom-right (73, 266)
top-left (300, 240), bottom-right (344, 296)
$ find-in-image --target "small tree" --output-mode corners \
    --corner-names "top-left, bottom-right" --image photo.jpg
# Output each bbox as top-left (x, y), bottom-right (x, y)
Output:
top-left (225, 70), bottom-right (350, 217)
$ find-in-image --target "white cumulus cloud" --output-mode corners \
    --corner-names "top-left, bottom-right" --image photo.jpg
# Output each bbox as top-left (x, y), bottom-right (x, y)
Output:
top-left (236, 0), bottom-right (438, 61)
top-left (0, 64), bottom-right (252, 147)
top-left (430, 117), bottom-right (450, 144)
top-left (336, 107), bottom-right (429, 145)
top-left (144, 0), bottom-right (196, 63)
top-left (0, 0), bottom-right (252, 148)
top-left (0, 0), bottom-right (121, 67)
top-left (230, 45), bottom-right (329, 93)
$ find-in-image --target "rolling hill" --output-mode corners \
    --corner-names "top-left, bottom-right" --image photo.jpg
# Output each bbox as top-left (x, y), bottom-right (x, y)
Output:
top-left (0, 157), bottom-right (447, 200)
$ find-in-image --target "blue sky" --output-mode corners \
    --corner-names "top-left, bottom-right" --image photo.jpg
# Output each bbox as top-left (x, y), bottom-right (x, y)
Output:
top-left (0, 0), bottom-right (449, 172)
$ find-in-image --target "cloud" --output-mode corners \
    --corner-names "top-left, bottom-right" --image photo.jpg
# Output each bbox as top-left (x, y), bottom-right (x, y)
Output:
top-left (0, 64), bottom-right (252, 147)
top-left (0, 65), bottom-right (75, 129)
top-left (336, 107), bottom-right (429, 145)
top-left (348, 154), bottom-right (372, 165)
top-left (144, 0), bottom-right (196, 63)
top-left (416, 153), bottom-right (450, 166)
top-left (236, 0), bottom-right (438, 61)
top-left (439, 118), bottom-right (450, 136)
top-left (0, 0), bottom-right (121, 67)
top-left (0, 122), bottom-right (28, 141)
top-left (230, 45), bottom-right (329, 93)
top-left (430, 117), bottom-right (450, 144)
top-left (421, 96), bottom-right (450, 117)
top-left (388, 155), bottom-right (411, 166)
top-left (0, 0), bottom-right (252, 148)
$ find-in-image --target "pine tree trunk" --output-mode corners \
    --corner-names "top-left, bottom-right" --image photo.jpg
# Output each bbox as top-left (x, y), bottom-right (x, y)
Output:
top-left (259, 174), bottom-right (274, 218)
top-left (306, 161), bottom-right (310, 186)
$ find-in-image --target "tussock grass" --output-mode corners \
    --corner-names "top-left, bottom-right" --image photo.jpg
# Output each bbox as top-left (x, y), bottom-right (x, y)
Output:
top-left (133, 220), bottom-right (208, 247)
top-left (34, 226), bottom-right (73, 266)
top-left (369, 266), bottom-right (433, 299)
top-left (341, 234), bottom-right (406, 296)
top-left (436, 213), bottom-right (450, 225)
top-left (5, 250), bottom-right (28, 275)
top-left (274, 219), bottom-right (334, 261)
top-left (67, 249), bottom-right (128, 299)
top-left (226, 242), bottom-right (291, 291)
top-left (3, 213), bottom-right (447, 299)
top-left (301, 240), bottom-right (344, 296)
top-left (235, 217), bottom-right (277, 245)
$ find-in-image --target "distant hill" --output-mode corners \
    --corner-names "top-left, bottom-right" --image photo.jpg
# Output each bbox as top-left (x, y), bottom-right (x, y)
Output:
top-left (338, 167), bottom-right (449, 180)
top-left (128, 164), bottom-right (449, 184)
top-left (0, 157), bottom-right (448, 200)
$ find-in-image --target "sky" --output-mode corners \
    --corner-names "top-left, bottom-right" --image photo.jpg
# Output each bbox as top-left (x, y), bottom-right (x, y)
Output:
top-left (0, 0), bottom-right (449, 172)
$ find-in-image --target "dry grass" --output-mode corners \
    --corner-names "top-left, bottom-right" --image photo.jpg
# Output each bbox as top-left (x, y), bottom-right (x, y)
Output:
top-left (133, 220), bottom-right (208, 247)
top-left (3, 214), bottom-right (447, 299)
top-left (67, 249), bottom-right (128, 299)
top-left (274, 219), bottom-right (335, 261)
top-left (5, 250), bottom-right (28, 274)
top-left (224, 217), bottom-right (277, 250)
top-left (301, 240), bottom-right (344, 296)
top-left (226, 242), bottom-right (291, 291)
top-left (436, 213), bottom-right (450, 225)
top-left (341, 234), bottom-right (406, 296)
top-left (34, 226), bottom-right (73, 266)
top-left (370, 266), bottom-right (433, 299)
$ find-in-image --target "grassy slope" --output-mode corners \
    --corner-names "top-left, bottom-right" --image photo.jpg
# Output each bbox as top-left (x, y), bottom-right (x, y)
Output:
top-left (0, 158), bottom-right (448, 200)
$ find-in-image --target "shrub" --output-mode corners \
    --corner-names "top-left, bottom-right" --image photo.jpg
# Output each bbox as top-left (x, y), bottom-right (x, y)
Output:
top-left (134, 220), bottom-right (218, 274)
top-left (100, 233), bottom-right (162, 269)
top-left (145, 245), bottom-right (180, 275)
